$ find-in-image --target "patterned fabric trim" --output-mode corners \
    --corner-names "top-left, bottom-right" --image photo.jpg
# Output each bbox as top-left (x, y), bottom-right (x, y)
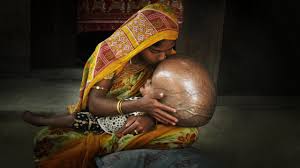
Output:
top-left (103, 72), bottom-right (115, 80)
top-left (68, 3), bottom-right (179, 112)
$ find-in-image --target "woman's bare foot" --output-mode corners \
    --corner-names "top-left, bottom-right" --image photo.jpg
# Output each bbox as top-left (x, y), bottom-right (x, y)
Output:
top-left (22, 111), bottom-right (47, 126)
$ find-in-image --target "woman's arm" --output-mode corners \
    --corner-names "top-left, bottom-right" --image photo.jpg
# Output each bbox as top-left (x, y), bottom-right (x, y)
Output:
top-left (88, 79), bottom-right (178, 125)
top-left (88, 79), bottom-right (132, 116)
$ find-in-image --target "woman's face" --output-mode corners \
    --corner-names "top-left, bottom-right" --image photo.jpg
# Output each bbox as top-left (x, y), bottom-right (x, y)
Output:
top-left (140, 40), bottom-right (175, 65)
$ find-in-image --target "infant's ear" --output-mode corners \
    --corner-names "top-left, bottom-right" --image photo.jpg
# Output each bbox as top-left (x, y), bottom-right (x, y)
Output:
top-left (139, 87), bottom-right (146, 96)
top-left (151, 91), bottom-right (164, 99)
top-left (145, 79), bottom-right (151, 86)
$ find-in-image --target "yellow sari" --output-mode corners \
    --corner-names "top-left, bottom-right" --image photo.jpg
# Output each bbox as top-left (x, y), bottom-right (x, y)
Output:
top-left (68, 3), bottom-right (179, 112)
top-left (34, 4), bottom-right (199, 168)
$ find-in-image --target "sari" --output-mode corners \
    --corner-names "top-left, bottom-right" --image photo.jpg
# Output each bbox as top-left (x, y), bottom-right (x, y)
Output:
top-left (34, 3), bottom-right (199, 168)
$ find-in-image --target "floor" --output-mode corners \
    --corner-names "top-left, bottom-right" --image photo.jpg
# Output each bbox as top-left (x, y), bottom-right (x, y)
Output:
top-left (0, 68), bottom-right (299, 168)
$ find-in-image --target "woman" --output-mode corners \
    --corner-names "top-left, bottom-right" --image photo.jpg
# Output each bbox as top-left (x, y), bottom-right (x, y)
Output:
top-left (32, 4), bottom-right (199, 168)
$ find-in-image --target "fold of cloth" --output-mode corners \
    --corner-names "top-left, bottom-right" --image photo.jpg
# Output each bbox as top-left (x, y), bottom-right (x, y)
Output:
top-left (37, 125), bottom-right (199, 168)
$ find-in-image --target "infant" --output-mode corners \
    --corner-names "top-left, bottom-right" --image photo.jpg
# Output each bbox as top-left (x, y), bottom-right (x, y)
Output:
top-left (22, 56), bottom-right (216, 134)
top-left (144, 56), bottom-right (216, 127)
top-left (95, 55), bottom-right (216, 133)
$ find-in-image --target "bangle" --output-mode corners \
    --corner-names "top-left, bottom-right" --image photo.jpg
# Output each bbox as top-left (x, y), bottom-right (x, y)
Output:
top-left (117, 100), bottom-right (124, 115)
top-left (119, 100), bottom-right (124, 114)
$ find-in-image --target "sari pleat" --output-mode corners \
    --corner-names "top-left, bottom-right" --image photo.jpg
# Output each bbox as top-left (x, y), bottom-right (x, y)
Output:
top-left (37, 125), bottom-right (198, 168)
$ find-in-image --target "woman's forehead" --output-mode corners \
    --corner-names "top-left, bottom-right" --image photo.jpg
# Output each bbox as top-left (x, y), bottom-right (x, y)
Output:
top-left (152, 40), bottom-right (175, 50)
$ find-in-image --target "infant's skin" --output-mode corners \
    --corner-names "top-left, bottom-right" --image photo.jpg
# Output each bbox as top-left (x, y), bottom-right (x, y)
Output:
top-left (149, 56), bottom-right (216, 127)
top-left (97, 55), bottom-right (216, 133)
top-left (22, 56), bottom-right (216, 133)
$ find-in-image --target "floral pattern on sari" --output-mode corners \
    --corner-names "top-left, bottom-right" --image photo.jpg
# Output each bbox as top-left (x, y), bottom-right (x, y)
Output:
top-left (107, 63), bottom-right (153, 99)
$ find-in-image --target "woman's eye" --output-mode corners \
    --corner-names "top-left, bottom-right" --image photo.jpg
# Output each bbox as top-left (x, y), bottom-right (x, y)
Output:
top-left (150, 49), bottom-right (160, 53)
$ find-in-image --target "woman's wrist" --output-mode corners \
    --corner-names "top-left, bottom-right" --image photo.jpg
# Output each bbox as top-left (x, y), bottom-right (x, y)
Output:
top-left (121, 99), bottom-right (141, 114)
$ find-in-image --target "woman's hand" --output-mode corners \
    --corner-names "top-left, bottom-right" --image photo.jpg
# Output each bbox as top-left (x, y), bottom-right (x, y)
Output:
top-left (116, 115), bottom-right (155, 137)
top-left (136, 94), bottom-right (178, 126)
top-left (139, 79), bottom-right (178, 125)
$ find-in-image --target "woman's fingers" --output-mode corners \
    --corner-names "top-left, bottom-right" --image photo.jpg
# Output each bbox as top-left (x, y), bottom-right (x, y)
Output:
top-left (151, 113), bottom-right (169, 125)
top-left (125, 116), bottom-right (136, 127)
top-left (156, 101), bottom-right (176, 113)
top-left (116, 116), bottom-right (135, 135)
top-left (150, 94), bottom-right (176, 113)
top-left (120, 121), bottom-right (139, 135)
top-left (152, 109), bottom-right (178, 125)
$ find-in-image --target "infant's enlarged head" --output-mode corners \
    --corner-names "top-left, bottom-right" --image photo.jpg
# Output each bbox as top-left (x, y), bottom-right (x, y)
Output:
top-left (151, 56), bottom-right (216, 127)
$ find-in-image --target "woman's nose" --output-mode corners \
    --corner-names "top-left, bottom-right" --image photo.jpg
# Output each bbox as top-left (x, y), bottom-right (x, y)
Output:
top-left (158, 52), bottom-right (166, 61)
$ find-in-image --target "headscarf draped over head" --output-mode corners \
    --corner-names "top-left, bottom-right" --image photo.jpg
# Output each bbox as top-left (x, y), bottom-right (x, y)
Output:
top-left (69, 3), bottom-right (179, 112)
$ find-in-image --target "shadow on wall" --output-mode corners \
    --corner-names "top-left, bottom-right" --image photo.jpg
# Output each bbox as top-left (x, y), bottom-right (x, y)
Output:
top-left (77, 31), bottom-right (113, 67)
top-left (217, 0), bottom-right (300, 96)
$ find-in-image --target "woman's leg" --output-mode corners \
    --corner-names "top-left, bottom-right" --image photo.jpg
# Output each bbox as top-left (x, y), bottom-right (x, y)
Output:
top-left (116, 124), bottom-right (199, 152)
top-left (31, 112), bottom-right (105, 166)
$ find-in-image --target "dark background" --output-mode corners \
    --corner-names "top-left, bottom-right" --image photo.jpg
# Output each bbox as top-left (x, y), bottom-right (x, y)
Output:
top-left (218, 0), bottom-right (300, 96)
top-left (0, 1), bottom-right (299, 167)
top-left (1, 0), bottom-right (299, 96)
